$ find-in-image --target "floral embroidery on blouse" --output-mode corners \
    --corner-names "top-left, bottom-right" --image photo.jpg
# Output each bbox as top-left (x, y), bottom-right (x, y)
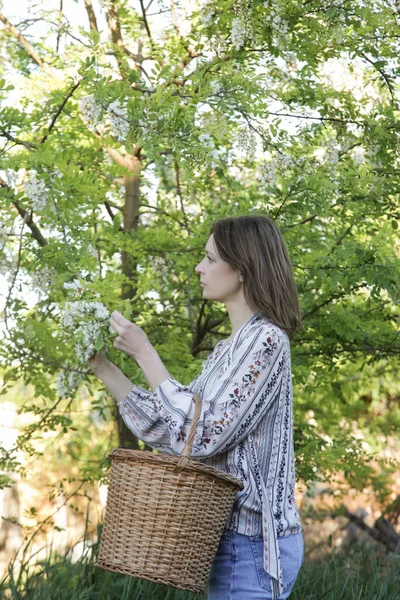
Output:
top-left (198, 338), bottom-right (279, 449)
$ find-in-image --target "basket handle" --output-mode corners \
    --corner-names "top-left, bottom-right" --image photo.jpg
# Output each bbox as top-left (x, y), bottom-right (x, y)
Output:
top-left (174, 393), bottom-right (202, 474)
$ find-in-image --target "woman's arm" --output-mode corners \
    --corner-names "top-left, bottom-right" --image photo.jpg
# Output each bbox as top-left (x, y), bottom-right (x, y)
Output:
top-left (88, 355), bottom-right (134, 403)
top-left (88, 350), bottom-right (173, 449)
top-left (135, 345), bottom-right (171, 392)
top-left (88, 344), bottom-right (170, 401)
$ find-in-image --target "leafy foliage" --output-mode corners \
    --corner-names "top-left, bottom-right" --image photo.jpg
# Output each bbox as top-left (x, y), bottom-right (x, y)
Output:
top-left (0, 0), bottom-right (399, 517)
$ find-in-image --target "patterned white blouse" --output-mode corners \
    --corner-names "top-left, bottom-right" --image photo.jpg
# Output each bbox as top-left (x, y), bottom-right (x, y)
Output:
top-left (117, 312), bottom-right (302, 599)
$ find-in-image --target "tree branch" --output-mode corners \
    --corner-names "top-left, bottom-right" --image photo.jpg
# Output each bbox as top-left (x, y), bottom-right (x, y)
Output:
top-left (285, 215), bottom-right (318, 228)
top-left (302, 283), bottom-right (369, 320)
top-left (360, 52), bottom-right (395, 104)
top-left (40, 79), bottom-right (82, 144)
top-left (83, 0), bottom-right (98, 32)
top-left (174, 157), bottom-right (190, 229)
top-left (56, 0), bottom-right (63, 54)
top-left (169, 0), bottom-right (179, 35)
top-left (342, 504), bottom-right (400, 552)
top-left (104, 201), bottom-right (124, 231)
top-left (0, 130), bottom-right (37, 151)
top-left (0, 12), bottom-right (52, 73)
top-left (105, 0), bottom-right (124, 48)
top-left (0, 178), bottom-right (48, 247)
top-left (138, 0), bottom-right (154, 48)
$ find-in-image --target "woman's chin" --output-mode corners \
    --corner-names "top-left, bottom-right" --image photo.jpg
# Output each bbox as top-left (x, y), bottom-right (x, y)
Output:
top-left (202, 289), bottom-right (221, 302)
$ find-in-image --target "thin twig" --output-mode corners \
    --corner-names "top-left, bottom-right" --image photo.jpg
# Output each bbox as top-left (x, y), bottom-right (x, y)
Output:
top-left (0, 130), bottom-right (37, 151)
top-left (40, 79), bottom-right (82, 144)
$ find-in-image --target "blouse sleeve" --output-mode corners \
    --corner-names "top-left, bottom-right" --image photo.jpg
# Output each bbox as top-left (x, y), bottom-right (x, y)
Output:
top-left (118, 324), bottom-right (287, 458)
top-left (117, 385), bottom-right (174, 454)
top-left (117, 361), bottom-right (208, 454)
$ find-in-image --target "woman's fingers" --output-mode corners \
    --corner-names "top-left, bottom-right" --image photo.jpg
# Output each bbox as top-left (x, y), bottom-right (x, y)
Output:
top-left (110, 311), bottom-right (133, 336)
top-left (110, 310), bottom-right (128, 326)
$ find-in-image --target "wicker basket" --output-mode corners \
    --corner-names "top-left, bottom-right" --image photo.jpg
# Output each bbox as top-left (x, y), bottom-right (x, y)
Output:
top-left (96, 393), bottom-right (244, 593)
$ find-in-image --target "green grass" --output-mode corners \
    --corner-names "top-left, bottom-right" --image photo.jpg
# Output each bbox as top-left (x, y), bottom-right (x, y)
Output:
top-left (1, 533), bottom-right (399, 600)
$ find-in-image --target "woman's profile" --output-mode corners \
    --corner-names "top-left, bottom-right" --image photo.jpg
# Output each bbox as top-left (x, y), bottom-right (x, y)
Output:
top-left (89, 214), bottom-right (304, 599)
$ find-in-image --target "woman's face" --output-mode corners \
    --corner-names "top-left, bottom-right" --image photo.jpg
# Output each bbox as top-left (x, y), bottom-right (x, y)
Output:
top-left (195, 234), bottom-right (243, 303)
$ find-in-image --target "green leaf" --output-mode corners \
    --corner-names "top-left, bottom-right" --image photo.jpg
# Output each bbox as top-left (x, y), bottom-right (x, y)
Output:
top-left (94, 335), bottom-right (104, 351)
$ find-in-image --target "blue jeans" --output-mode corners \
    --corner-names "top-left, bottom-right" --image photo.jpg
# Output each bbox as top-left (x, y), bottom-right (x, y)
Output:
top-left (206, 529), bottom-right (304, 600)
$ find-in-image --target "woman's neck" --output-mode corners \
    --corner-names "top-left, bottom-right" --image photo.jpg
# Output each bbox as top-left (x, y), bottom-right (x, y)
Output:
top-left (225, 303), bottom-right (256, 337)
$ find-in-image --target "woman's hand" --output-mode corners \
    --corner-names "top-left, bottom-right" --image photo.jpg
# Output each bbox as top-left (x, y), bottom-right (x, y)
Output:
top-left (110, 311), bottom-right (152, 361)
top-left (88, 349), bottom-right (112, 375)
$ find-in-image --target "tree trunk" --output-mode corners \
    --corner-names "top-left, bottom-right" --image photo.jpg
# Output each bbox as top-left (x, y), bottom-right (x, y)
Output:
top-left (117, 151), bottom-right (143, 449)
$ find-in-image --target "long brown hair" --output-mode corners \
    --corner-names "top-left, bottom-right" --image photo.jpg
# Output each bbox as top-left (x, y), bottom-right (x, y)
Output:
top-left (210, 215), bottom-right (303, 338)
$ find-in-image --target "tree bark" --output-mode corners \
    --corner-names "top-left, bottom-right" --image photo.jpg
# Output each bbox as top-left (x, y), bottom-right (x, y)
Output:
top-left (117, 150), bottom-right (142, 449)
top-left (83, 0), bottom-right (98, 32)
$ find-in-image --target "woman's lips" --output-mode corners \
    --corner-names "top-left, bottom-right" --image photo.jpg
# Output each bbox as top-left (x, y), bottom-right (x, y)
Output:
top-left (200, 282), bottom-right (206, 286)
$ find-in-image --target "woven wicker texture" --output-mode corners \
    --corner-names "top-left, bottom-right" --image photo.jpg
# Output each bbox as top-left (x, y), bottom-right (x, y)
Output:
top-left (96, 393), bottom-right (244, 592)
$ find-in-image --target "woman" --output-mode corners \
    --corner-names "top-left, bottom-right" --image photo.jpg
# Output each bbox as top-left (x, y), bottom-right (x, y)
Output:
top-left (89, 215), bottom-right (304, 600)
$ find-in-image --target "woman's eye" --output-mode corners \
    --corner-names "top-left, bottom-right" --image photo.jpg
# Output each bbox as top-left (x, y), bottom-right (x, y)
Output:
top-left (207, 257), bottom-right (214, 263)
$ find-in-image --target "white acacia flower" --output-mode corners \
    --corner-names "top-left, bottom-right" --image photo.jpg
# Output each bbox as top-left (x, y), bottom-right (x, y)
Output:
top-left (209, 149), bottom-right (220, 169)
top-left (57, 369), bottom-right (84, 399)
top-left (231, 18), bottom-right (246, 50)
top-left (209, 34), bottom-right (229, 57)
top-left (351, 146), bottom-right (366, 166)
top-left (237, 125), bottom-right (257, 160)
top-left (80, 95), bottom-right (101, 130)
top-left (203, 0), bottom-right (216, 26)
top-left (108, 100), bottom-right (129, 142)
top-left (62, 300), bottom-right (110, 362)
top-left (258, 159), bottom-right (276, 188)
top-left (63, 279), bottom-right (84, 293)
top-left (325, 142), bottom-right (339, 166)
top-left (30, 267), bottom-right (56, 296)
top-left (199, 133), bottom-right (215, 149)
top-left (210, 81), bottom-right (222, 95)
top-left (24, 170), bottom-right (49, 210)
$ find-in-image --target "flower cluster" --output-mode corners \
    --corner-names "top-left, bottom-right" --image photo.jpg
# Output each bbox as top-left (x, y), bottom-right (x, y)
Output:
top-left (63, 278), bottom-right (99, 296)
top-left (3, 168), bottom-right (24, 189)
top-left (30, 266), bottom-right (57, 298)
top-left (152, 256), bottom-right (170, 286)
top-left (209, 80), bottom-right (222, 95)
top-left (258, 158), bottom-right (276, 188)
top-left (24, 169), bottom-right (50, 211)
top-left (108, 100), bottom-right (129, 142)
top-left (276, 154), bottom-right (301, 171)
top-left (199, 133), bottom-right (221, 169)
top-left (231, 18), bottom-right (247, 50)
top-left (314, 139), bottom-right (339, 167)
top-left (209, 34), bottom-right (229, 57)
top-left (231, 0), bottom-right (253, 50)
top-left (199, 132), bottom-right (215, 149)
top-left (237, 125), bottom-right (257, 160)
top-left (351, 146), bottom-right (366, 166)
top-left (263, 0), bottom-right (289, 48)
top-left (203, 0), bottom-right (216, 27)
top-left (57, 368), bottom-right (84, 399)
top-left (80, 95), bottom-right (130, 142)
top-left (80, 94), bottom-right (101, 131)
top-left (62, 300), bottom-right (110, 362)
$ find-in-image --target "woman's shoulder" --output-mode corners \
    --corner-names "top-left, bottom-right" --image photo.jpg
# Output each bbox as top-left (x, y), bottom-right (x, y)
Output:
top-left (242, 315), bottom-right (290, 355)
